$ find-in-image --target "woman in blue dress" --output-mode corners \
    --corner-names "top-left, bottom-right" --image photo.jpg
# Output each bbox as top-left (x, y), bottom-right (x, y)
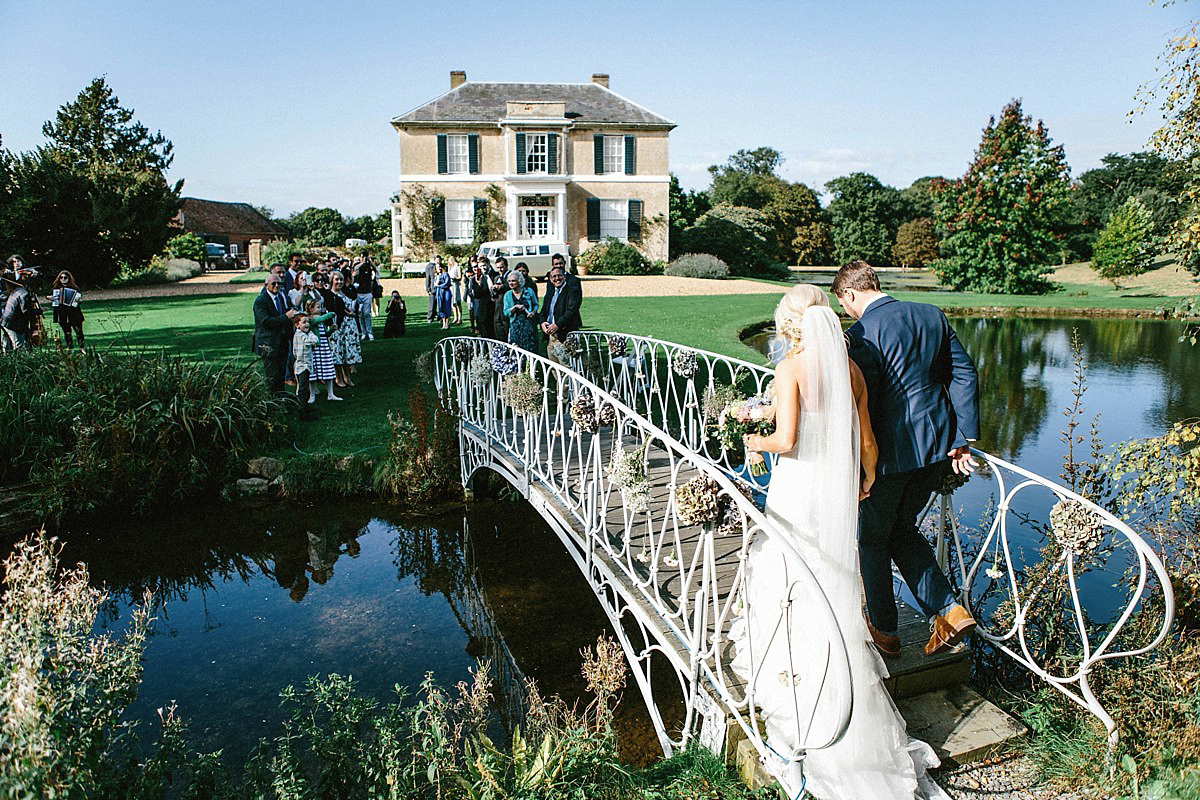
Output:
top-left (435, 263), bottom-right (454, 329)
top-left (502, 270), bottom-right (539, 353)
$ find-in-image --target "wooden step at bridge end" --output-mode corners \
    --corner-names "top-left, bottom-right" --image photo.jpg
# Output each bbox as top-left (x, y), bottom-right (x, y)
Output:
top-left (896, 686), bottom-right (1027, 765)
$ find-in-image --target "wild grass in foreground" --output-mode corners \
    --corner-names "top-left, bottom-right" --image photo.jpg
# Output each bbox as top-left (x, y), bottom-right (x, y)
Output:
top-left (0, 532), bottom-right (769, 800)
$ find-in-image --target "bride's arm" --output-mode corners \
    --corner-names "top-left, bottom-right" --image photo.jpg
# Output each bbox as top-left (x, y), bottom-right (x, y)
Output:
top-left (745, 357), bottom-right (802, 454)
top-left (850, 358), bottom-right (878, 498)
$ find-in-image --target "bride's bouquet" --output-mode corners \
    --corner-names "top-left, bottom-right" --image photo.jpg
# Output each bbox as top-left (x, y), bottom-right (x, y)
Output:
top-left (712, 393), bottom-right (775, 476)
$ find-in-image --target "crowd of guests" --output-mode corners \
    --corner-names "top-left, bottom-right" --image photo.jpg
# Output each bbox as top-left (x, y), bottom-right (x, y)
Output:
top-left (424, 252), bottom-right (583, 359)
top-left (253, 253), bottom-right (395, 418)
top-left (2, 254), bottom-right (86, 353)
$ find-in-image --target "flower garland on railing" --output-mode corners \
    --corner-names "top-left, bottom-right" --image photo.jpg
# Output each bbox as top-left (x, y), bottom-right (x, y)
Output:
top-left (1050, 498), bottom-right (1107, 558)
top-left (453, 340), bottom-right (473, 363)
top-left (607, 335), bottom-right (628, 358)
top-left (563, 333), bottom-right (583, 357)
top-left (490, 345), bottom-right (519, 377)
top-left (609, 440), bottom-right (650, 513)
top-left (500, 371), bottom-right (543, 416)
top-left (674, 474), bottom-right (755, 536)
top-left (569, 391), bottom-right (615, 434)
top-left (468, 354), bottom-right (492, 388)
top-left (937, 470), bottom-right (970, 496)
top-left (671, 350), bottom-right (698, 379)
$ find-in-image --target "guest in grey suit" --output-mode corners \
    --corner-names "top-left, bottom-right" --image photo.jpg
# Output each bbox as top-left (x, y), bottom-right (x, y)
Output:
top-left (424, 255), bottom-right (442, 322)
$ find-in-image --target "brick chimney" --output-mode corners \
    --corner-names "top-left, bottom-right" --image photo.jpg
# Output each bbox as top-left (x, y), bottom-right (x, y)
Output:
top-left (591, 73), bottom-right (609, 88)
top-left (450, 70), bottom-right (467, 89)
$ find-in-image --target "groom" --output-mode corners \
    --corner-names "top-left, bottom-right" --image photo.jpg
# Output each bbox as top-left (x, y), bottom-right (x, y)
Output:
top-left (833, 261), bottom-right (980, 658)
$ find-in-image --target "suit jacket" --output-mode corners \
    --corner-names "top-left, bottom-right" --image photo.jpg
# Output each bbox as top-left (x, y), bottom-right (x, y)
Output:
top-left (845, 296), bottom-right (979, 475)
top-left (253, 288), bottom-right (291, 356)
top-left (424, 262), bottom-right (437, 294)
top-left (284, 269), bottom-right (297, 293)
top-left (539, 274), bottom-right (583, 337)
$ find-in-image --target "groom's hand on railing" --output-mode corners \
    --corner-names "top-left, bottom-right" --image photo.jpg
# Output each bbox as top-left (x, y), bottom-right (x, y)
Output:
top-left (948, 445), bottom-right (978, 475)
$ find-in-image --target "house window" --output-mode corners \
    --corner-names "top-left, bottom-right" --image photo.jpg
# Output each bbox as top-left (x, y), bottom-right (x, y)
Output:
top-left (446, 135), bottom-right (469, 174)
top-left (521, 208), bottom-right (551, 239)
top-left (603, 136), bottom-right (624, 173)
top-left (445, 199), bottom-right (474, 243)
top-left (525, 133), bottom-right (547, 173)
top-left (599, 199), bottom-right (628, 240)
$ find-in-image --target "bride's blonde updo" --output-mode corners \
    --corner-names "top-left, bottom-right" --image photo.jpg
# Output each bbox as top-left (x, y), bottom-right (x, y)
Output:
top-left (772, 284), bottom-right (829, 358)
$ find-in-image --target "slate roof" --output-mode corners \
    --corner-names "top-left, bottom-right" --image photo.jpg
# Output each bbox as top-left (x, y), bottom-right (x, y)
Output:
top-left (392, 82), bottom-right (674, 128)
top-left (177, 198), bottom-right (289, 237)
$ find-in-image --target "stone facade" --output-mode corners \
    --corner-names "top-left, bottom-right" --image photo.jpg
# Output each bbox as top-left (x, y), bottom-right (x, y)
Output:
top-left (390, 74), bottom-right (674, 264)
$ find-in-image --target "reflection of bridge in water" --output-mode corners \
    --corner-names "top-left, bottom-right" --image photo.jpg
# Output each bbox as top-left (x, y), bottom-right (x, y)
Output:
top-left (435, 332), bottom-right (1175, 795)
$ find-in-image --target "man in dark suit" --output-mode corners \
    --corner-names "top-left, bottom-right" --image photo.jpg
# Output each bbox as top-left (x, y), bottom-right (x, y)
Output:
top-left (424, 255), bottom-right (442, 322)
top-left (253, 273), bottom-right (296, 396)
top-left (833, 261), bottom-right (980, 658)
top-left (539, 254), bottom-right (582, 365)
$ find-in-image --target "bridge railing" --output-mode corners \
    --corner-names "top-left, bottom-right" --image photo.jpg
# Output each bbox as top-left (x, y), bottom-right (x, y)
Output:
top-left (566, 330), bottom-right (1175, 750)
top-left (433, 336), bottom-right (853, 793)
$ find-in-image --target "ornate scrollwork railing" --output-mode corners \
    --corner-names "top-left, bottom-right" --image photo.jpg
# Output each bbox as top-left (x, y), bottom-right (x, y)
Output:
top-left (564, 330), bottom-right (1175, 750)
top-left (434, 337), bottom-right (853, 796)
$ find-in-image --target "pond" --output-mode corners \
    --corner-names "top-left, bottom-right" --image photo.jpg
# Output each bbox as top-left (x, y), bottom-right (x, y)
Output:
top-left (51, 499), bottom-right (662, 767)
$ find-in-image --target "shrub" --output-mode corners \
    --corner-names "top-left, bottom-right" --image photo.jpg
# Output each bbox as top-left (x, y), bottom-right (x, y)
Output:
top-left (578, 238), bottom-right (659, 275)
top-left (374, 388), bottom-right (462, 505)
top-left (163, 257), bottom-right (202, 281)
top-left (665, 253), bottom-right (730, 279)
top-left (891, 217), bottom-right (940, 268)
top-left (1092, 197), bottom-right (1158, 285)
top-left (260, 239), bottom-right (301, 268)
top-left (679, 205), bottom-right (782, 277)
top-left (0, 347), bottom-right (290, 521)
top-left (165, 232), bottom-right (206, 262)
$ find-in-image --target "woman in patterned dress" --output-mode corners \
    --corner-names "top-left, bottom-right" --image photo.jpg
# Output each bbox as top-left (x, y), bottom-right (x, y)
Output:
top-left (328, 272), bottom-right (362, 387)
top-left (502, 270), bottom-right (539, 353)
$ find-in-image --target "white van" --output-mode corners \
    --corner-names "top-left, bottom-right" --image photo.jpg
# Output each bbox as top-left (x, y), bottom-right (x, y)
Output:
top-left (476, 241), bottom-right (572, 278)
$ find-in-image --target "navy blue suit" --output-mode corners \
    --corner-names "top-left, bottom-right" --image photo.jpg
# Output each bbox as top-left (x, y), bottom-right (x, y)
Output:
top-left (846, 296), bottom-right (980, 632)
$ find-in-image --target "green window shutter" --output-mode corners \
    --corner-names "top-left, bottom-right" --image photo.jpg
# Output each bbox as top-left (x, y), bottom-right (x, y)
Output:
top-left (594, 134), bottom-right (604, 174)
top-left (515, 132), bottom-right (527, 174)
top-left (627, 199), bottom-right (643, 242)
top-left (436, 134), bottom-right (448, 174)
top-left (473, 197), bottom-right (487, 239)
top-left (586, 198), bottom-right (601, 242)
top-left (624, 135), bottom-right (636, 175)
top-left (468, 134), bottom-right (480, 174)
top-left (431, 197), bottom-right (446, 242)
top-left (547, 132), bottom-right (558, 174)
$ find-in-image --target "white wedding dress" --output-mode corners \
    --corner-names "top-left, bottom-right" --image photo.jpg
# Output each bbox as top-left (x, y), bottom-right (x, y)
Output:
top-left (730, 306), bottom-right (945, 800)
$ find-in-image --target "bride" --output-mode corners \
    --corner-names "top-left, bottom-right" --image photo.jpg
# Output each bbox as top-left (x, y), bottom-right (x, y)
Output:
top-left (733, 284), bottom-right (944, 799)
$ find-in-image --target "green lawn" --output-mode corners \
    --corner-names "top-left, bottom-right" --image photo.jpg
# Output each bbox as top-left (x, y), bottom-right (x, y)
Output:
top-left (84, 278), bottom-right (1194, 457)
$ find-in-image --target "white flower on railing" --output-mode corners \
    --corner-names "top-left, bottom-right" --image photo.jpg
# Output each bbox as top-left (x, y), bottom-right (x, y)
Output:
top-left (468, 354), bottom-right (492, 388)
top-left (490, 345), bottom-right (519, 376)
top-left (500, 372), bottom-right (542, 416)
top-left (672, 350), bottom-right (698, 379)
top-left (609, 441), bottom-right (650, 513)
top-left (1050, 498), bottom-right (1107, 558)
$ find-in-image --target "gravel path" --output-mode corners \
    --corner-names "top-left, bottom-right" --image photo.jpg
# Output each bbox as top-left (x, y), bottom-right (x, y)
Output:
top-left (934, 753), bottom-right (1089, 800)
top-left (86, 274), bottom-right (789, 302)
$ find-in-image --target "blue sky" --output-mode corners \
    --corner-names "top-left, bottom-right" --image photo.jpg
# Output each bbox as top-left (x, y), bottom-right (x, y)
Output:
top-left (0, 0), bottom-right (1190, 217)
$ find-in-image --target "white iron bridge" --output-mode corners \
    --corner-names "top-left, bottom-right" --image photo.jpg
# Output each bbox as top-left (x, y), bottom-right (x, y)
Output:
top-left (432, 332), bottom-right (1174, 796)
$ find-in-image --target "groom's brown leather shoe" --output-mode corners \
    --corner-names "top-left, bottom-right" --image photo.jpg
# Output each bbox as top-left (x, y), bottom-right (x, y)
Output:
top-left (925, 604), bottom-right (977, 656)
top-left (867, 620), bottom-right (901, 658)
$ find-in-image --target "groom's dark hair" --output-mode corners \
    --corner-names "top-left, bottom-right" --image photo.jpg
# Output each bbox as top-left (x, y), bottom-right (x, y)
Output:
top-left (831, 260), bottom-right (880, 296)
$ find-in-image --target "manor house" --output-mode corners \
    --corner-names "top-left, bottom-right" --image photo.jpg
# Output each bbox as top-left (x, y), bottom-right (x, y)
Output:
top-left (390, 71), bottom-right (674, 264)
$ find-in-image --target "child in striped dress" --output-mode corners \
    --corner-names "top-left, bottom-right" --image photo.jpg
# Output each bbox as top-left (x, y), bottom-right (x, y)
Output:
top-left (303, 300), bottom-right (340, 401)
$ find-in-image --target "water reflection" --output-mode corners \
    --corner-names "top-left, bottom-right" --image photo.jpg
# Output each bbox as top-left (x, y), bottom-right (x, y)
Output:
top-left (39, 499), bottom-right (658, 766)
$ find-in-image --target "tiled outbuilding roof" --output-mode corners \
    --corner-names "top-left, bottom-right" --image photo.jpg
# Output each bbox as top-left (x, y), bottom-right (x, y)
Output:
top-left (393, 82), bottom-right (674, 127)
top-left (177, 198), bottom-right (289, 237)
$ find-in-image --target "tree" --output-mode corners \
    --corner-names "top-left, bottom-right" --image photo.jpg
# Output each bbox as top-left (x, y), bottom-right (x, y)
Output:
top-left (1091, 197), bottom-right (1157, 285)
top-left (285, 207), bottom-right (347, 247)
top-left (933, 99), bottom-right (1072, 294)
top-left (764, 180), bottom-right (831, 265)
top-left (668, 174), bottom-right (712, 260)
top-left (0, 78), bottom-right (183, 286)
top-left (900, 176), bottom-right (944, 220)
top-left (1066, 152), bottom-right (1187, 259)
top-left (1136, 11), bottom-right (1200, 275)
top-left (824, 172), bottom-right (907, 266)
top-left (679, 204), bottom-right (778, 277)
top-left (708, 147), bottom-right (784, 208)
top-left (892, 217), bottom-right (940, 268)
